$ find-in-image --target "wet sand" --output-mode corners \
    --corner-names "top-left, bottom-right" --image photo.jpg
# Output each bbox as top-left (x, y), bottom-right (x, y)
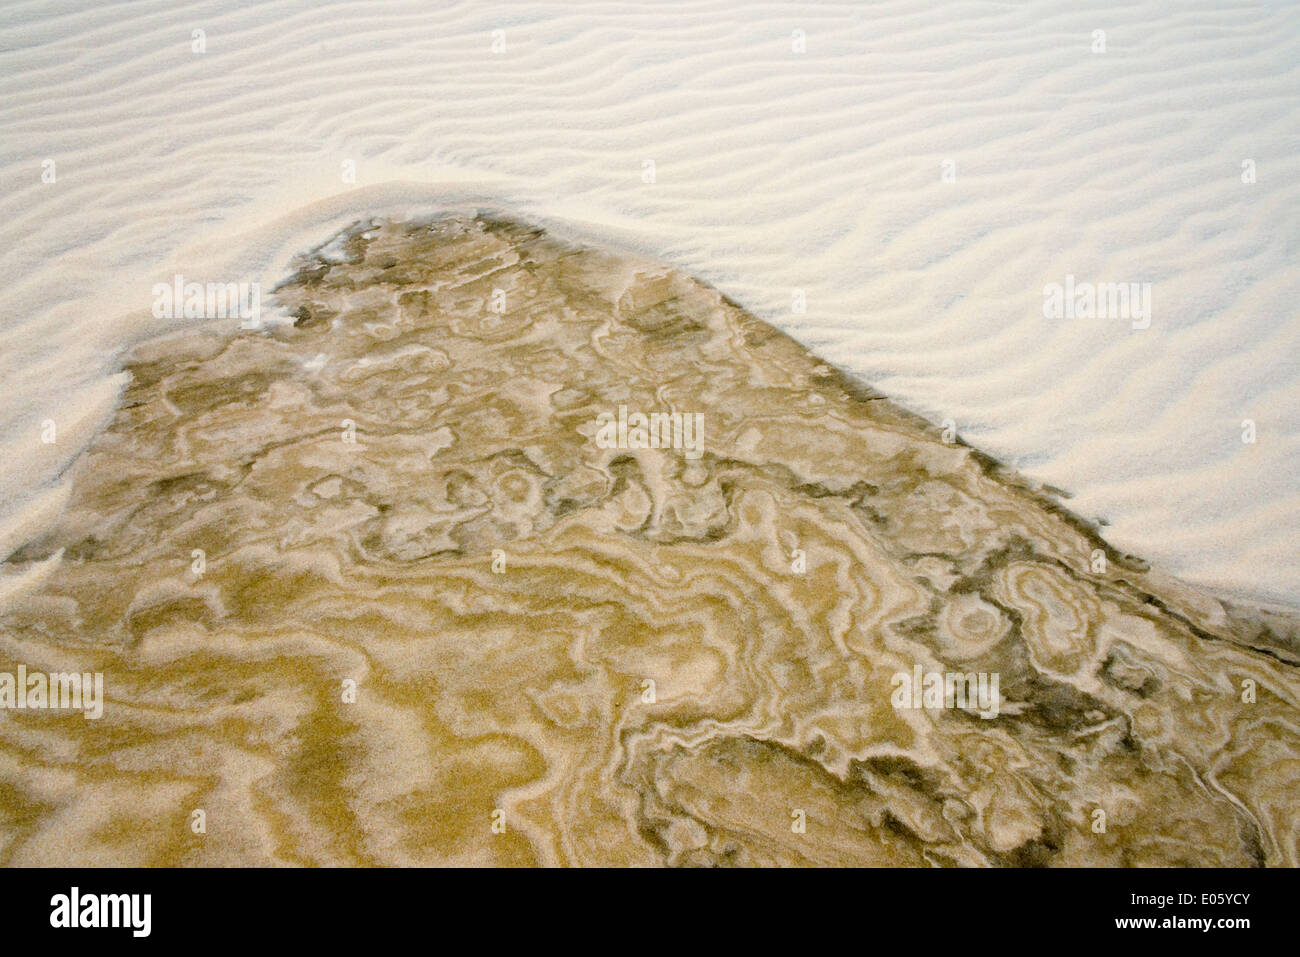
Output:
top-left (1, 214), bottom-right (1297, 866)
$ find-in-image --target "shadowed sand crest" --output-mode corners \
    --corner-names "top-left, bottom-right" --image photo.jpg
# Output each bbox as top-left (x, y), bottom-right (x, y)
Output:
top-left (0, 213), bottom-right (1297, 866)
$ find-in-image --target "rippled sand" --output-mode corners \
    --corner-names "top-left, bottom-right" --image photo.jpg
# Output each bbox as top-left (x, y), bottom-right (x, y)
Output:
top-left (1, 214), bottom-right (1297, 866)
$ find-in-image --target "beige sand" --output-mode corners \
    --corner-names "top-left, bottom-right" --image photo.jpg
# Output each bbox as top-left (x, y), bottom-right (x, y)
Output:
top-left (1, 215), bottom-right (1296, 866)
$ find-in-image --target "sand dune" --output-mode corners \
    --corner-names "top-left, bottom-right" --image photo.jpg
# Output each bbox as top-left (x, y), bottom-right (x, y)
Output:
top-left (0, 0), bottom-right (1297, 603)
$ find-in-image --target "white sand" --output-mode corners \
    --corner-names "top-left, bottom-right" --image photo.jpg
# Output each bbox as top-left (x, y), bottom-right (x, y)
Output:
top-left (0, 0), bottom-right (1297, 602)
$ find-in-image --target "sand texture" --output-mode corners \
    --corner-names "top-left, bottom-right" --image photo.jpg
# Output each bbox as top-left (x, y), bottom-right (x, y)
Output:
top-left (0, 215), bottom-right (1296, 866)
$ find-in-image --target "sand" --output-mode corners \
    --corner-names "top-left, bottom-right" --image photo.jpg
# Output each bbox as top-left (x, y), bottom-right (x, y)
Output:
top-left (1, 0), bottom-right (1298, 602)
top-left (0, 215), bottom-right (1295, 866)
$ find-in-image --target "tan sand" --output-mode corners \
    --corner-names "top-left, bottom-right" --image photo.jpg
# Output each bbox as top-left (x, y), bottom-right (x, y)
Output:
top-left (1, 214), bottom-right (1296, 865)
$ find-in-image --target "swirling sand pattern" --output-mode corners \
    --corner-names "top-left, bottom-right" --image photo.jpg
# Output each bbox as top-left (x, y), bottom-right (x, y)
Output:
top-left (1, 215), bottom-right (1297, 866)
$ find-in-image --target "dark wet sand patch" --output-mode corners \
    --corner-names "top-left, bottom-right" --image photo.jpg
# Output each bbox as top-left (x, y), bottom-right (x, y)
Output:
top-left (0, 213), bottom-right (1296, 866)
